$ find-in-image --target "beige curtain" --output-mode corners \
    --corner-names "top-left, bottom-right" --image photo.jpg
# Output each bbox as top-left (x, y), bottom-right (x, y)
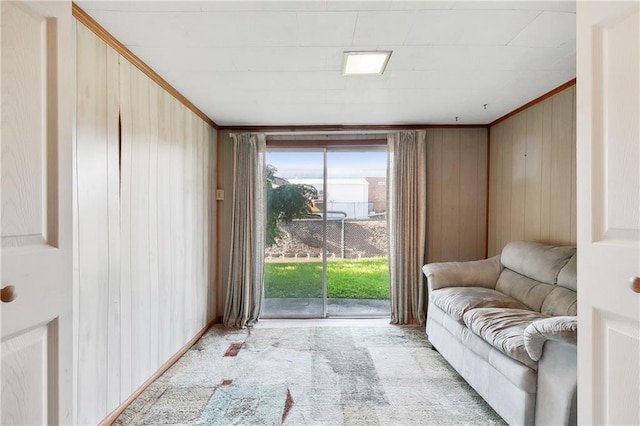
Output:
top-left (388, 130), bottom-right (428, 325)
top-left (223, 133), bottom-right (266, 328)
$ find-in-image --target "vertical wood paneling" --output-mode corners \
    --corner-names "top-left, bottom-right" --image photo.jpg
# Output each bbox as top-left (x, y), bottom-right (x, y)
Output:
top-left (117, 54), bottom-right (133, 402)
top-left (196, 120), bottom-right (207, 326)
top-left (501, 119), bottom-right (514, 252)
top-left (75, 22), bottom-right (216, 424)
top-left (488, 123), bottom-right (502, 256)
top-left (540, 98), bottom-right (554, 242)
top-left (105, 39), bottom-right (121, 413)
top-left (524, 103), bottom-right (544, 242)
top-left (426, 129), bottom-right (444, 262)
top-left (127, 60), bottom-right (152, 390)
top-left (170, 101), bottom-right (186, 353)
top-left (218, 131), bottom-right (234, 315)
top-left (148, 81), bottom-right (160, 370)
top-left (441, 130), bottom-right (461, 261)
top-left (477, 129), bottom-right (488, 258)
top-left (156, 88), bottom-right (172, 362)
top-left (488, 86), bottom-right (576, 255)
top-left (184, 108), bottom-right (196, 337)
top-left (510, 112), bottom-right (527, 241)
top-left (549, 88), bottom-right (574, 244)
top-left (569, 86), bottom-right (577, 244)
top-left (425, 128), bottom-right (488, 263)
top-left (76, 23), bottom-right (109, 424)
top-left (459, 129), bottom-right (479, 261)
top-left (207, 124), bottom-right (217, 321)
top-left (207, 124), bottom-right (215, 320)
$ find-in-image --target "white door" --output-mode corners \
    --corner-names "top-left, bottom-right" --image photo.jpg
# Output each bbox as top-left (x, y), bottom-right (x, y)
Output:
top-left (577, 1), bottom-right (640, 425)
top-left (1, 1), bottom-right (73, 424)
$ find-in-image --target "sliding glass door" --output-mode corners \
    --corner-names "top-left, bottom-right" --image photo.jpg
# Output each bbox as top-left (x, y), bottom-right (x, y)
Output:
top-left (262, 145), bottom-right (390, 318)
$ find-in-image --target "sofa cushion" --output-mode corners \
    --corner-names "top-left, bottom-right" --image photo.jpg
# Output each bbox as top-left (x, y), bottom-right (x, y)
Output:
top-left (423, 255), bottom-right (503, 291)
top-left (463, 308), bottom-right (550, 369)
top-left (431, 287), bottom-right (531, 323)
top-left (557, 254), bottom-right (577, 291)
top-left (501, 241), bottom-right (576, 284)
top-left (428, 304), bottom-right (539, 393)
top-left (495, 269), bottom-right (556, 312)
top-left (541, 286), bottom-right (577, 316)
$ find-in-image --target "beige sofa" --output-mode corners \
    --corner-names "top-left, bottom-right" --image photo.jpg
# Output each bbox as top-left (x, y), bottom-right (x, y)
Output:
top-left (422, 241), bottom-right (577, 426)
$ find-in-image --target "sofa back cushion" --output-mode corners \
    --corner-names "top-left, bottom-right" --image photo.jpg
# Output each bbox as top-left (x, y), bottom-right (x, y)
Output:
top-left (498, 241), bottom-right (577, 315)
top-left (501, 241), bottom-right (576, 285)
top-left (541, 253), bottom-right (578, 315)
top-left (540, 286), bottom-right (577, 316)
top-left (496, 269), bottom-right (556, 312)
top-left (557, 253), bottom-right (577, 291)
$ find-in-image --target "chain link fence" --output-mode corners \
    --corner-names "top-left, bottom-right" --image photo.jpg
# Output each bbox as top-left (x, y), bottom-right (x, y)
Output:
top-left (265, 217), bottom-right (387, 260)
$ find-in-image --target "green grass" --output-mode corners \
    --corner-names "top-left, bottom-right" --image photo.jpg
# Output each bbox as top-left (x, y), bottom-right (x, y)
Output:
top-left (264, 257), bottom-right (389, 299)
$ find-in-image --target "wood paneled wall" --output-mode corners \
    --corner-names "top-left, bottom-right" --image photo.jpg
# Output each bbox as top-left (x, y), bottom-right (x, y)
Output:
top-left (75, 23), bottom-right (216, 425)
top-left (217, 131), bottom-right (234, 316)
top-left (488, 85), bottom-right (576, 256)
top-left (425, 128), bottom-right (488, 263)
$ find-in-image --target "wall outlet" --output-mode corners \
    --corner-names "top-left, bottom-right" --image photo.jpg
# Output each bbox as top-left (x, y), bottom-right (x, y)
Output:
top-left (216, 189), bottom-right (224, 201)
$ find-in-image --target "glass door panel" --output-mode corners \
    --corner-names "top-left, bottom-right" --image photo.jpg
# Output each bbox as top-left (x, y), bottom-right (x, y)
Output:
top-left (325, 148), bottom-right (390, 317)
top-left (262, 149), bottom-right (325, 318)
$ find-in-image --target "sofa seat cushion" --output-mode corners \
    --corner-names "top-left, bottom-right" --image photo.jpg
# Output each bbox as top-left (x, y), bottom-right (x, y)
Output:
top-left (431, 287), bottom-right (531, 323)
top-left (463, 308), bottom-right (550, 369)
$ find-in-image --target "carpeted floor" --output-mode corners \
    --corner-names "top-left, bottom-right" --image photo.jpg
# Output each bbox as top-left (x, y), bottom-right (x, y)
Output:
top-left (115, 323), bottom-right (506, 425)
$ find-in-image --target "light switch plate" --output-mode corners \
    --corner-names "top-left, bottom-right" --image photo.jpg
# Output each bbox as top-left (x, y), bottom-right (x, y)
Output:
top-left (216, 189), bottom-right (224, 201)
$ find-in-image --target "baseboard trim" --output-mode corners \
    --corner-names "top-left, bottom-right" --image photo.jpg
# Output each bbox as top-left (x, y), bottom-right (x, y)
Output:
top-left (99, 319), bottom-right (218, 425)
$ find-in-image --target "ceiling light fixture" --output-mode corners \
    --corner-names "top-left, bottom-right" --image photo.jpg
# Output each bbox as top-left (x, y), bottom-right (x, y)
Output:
top-left (342, 51), bottom-right (392, 75)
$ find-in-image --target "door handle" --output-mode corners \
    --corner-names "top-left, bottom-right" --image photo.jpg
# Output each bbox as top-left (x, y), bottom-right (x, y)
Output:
top-left (1, 285), bottom-right (17, 303)
top-left (631, 277), bottom-right (640, 294)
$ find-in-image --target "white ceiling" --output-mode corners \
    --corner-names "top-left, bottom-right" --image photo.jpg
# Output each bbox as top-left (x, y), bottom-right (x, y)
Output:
top-left (76, 1), bottom-right (576, 126)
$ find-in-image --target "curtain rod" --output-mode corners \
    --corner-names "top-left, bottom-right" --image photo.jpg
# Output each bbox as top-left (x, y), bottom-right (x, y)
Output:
top-left (266, 139), bottom-right (388, 148)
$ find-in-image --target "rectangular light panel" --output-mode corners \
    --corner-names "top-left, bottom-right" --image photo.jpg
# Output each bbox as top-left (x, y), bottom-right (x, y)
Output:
top-left (342, 51), bottom-right (392, 75)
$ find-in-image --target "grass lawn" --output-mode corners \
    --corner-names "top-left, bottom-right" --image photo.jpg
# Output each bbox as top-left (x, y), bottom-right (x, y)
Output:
top-left (264, 257), bottom-right (389, 299)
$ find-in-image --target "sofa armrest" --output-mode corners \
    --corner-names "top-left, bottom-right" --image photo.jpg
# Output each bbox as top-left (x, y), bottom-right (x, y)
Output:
top-left (422, 255), bottom-right (503, 292)
top-left (524, 316), bottom-right (577, 361)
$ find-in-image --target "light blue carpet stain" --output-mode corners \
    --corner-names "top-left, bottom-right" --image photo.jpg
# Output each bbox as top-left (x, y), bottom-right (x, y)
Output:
top-left (195, 383), bottom-right (287, 426)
